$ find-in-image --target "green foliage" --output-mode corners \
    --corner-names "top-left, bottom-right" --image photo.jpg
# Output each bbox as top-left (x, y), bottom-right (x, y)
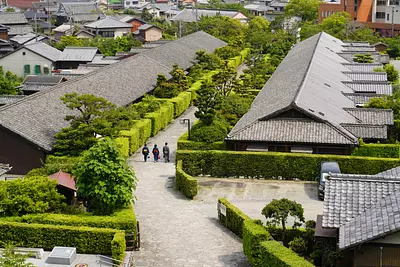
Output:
top-left (134, 119), bottom-right (152, 146)
top-left (353, 53), bottom-right (374, 63)
top-left (154, 65), bottom-right (189, 98)
top-left (218, 94), bottom-right (252, 127)
top-left (299, 22), bottom-right (322, 41)
top-left (25, 168), bottom-right (47, 178)
top-left (260, 241), bottom-right (315, 267)
top-left (243, 220), bottom-right (272, 267)
top-left (168, 91), bottom-right (192, 117)
top-left (3, 206), bottom-right (137, 233)
top-left (175, 160), bottom-right (198, 199)
top-left (266, 226), bottom-right (315, 252)
top-left (0, 220), bottom-right (122, 255)
top-left (176, 150), bottom-right (400, 179)
top-left (0, 67), bottom-right (23, 95)
top-left (218, 198), bottom-right (251, 238)
top-left (177, 132), bottom-right (226, 150)
top-left (320, 12), bottom-right (351, 40)
top-left (145, 102), bottom-right (174, 136)
top-left (214, 45), bottom-right (241, 60)
top-left (73, 138), bottom-right (137, 215)
top-left (384, 64), bottom-right (399, 84)
top-left (115, 137), bottom-right (129, 158)
top-left (195, 50), bottom-right (222, 71)
top-left (5, 7), bottom-right (15, 12)
top-left (351, 143), bottom-right (400, 158)
top-left (284, 0), bottom-right (320, 21)
top-left (198, 15), bottom-right (244, 44)
top-left (134, 94), bottom-right (161, 118)
top-left (365, 91), bottom-right (400, 120)
top-left (0, 176), bottom-right (65, 216)
top-left (0, 246), bottom-right (36, 267)
top-left (190, 120), bottom-right (227, 143)
top-left (44, 155), bottom-right (81, 174)
top-left (212, 64), bottom-right (239, 98)
top-left (194, 80), bottom-right (221, 125)
top-left (123, 8), bottom-right (136, 15)
top-left (119, 128), bottom-right (140, 156)
top-left (262, 198), bottom-right (305, 231)
top-left (111, 232), bottom-right (126, 261)
top-left (289, 237), bottom-right (307, 256)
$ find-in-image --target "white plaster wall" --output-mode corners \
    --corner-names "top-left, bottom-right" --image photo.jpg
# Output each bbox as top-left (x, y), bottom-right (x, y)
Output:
top-left (0, 48), bottom-right (53, 77)
top-left (144, 28), bottom-right (162, 42)
top-left (115, 28), bottom-right (130, 38)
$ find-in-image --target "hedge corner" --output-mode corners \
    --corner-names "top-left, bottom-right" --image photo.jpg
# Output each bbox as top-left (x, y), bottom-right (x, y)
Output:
top-left (111, 231), bottom-right (126, 261)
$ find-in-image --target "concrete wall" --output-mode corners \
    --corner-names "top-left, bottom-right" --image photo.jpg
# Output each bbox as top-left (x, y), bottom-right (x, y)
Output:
top-left (0, 47), bottom-right (53, 77)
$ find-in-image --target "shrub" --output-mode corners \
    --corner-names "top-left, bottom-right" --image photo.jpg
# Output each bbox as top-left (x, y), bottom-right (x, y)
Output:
top-left (134, 119), bottom-right (152, 146)
top-left (114, 137), bottom-right (129, 158)
top-left (177, 132), bottom-right (226, 150)
top-left (289, 237), bottom-right (307, 256)
top-left (351, 143), bottom-right (400, 158)
top-left (0, 220), bottom-right (122, 255)
top-left (44, 155), bottom-right (81, 174)
top-left (145, 102), bottom-right (174, 136)
top-left (190, 120), bottom-right (227, 143)
top-left (168, 91), bottom-right (192, 117)
top-left (218, 198), bottom-right (251, 238)
top-left (175, 160), bottom-right (198, 199)
top-left (111, 232), bottom-right (126, 261)
top-left (243, 220), bottom-right (272, 267)
top-left (188, 80), bottom-right (203, 101)
top-left (120, 128), bottom-right (140, 155)
top-left (176, 150), bottom-right (400, 180)
top-left (260, 240), bottom-right (314, 267)
top-left (25, 168), bottom-right (47, 177)
top-left (266, 227), bottom-right (315, 253)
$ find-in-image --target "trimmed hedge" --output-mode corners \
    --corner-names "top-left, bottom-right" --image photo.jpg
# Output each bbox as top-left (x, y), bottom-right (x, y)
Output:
top-left (114, 137), bottom-right (129, 158)
top-left (177, 132), bottom-right (226, 150)
top-left (176, 150), bottom-right (400, 180)
top-left (120, 128), bottom-right (140, 155)
top-left (145, 102), bottom-right (174, 136)
top-left (243, 220), bottom-right (272, 267)
top-left (260, 241), bottom-right (315, 267)
top-left (44, 155), bottom-right (81, 174)
top-left (0, 220), bottom-right (123, 256)
top-left (218, 198), bottom-right (251, 238)
top-left (175, 160), bottom-right (198, 199)
top-left (135, 119), bottom-right (152, 146)
top-left (2, 206), bottom-right (137, 233)
top-left (240, 48), bottom-right (250, 60)
top-left (351, 143), bottom-right (400, 158)
top-left (168, 91), bottom-right (192, 117)
top-left (111, 231), bottom-right (126, 261)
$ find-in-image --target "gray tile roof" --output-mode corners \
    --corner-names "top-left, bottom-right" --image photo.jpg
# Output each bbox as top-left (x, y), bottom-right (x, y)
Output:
top-left (60, 2), bottom-right (101, 15)
top-left (85, 16), bottom-right (132, 29)
top-left (138, 24), bottom-right (160, 31)
top-left (323, 174), bottom-right (400, 228)
top-left (344, 42), bottom-right (370, 46)
top-left (341, 124), bottom-right (388, 139)
top-left (24, 42), bottom-right (62, 62)
top-left (337, 52), bottom-right (383, 63)
top-left (7, 24), bottom-right (33, 36)
top-left (73, 13), bottom-right (104, 23)
top-left (342, 63), bottom-right (382, 72)
top-left (343, 71), bottom-right (387, 82)
top-left (343, 93), bottom-right (386, 106)
top-left (376, 166), bottom-right (400, 177)
top-left (0, 95), bottom-right (25, 105)
top-left (57, 47), bottom-right (98, 62)
top-left (20, 84), bottom-right (54, 92)
top-left (23, 75), bottom-right (65, 85)
top-left (339, 190), bottom-right (400, 249)
top-left (0, 31), bottom-right (225, 151)
top-left (344, 108), bottom-right (394, 125)
top-left (341, 46), bottom-right (376, 52)
top-left (171, 8), bottom-right (242, 22)
top-left (10, 32), bottom-right (37, 44)
top-left (342, 81), bottom-right (392, 95)
top-left (0, 13), bottom-right (28, 24)
top-left (226, 119), bottom-right (356, 144)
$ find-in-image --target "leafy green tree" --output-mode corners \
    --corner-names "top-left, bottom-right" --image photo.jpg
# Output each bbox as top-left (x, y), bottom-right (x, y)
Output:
top-left (195, 50), bottom-right (222, 71)
top-left (194, 79), bottom-right (221, 125)
top-left (218, 94), bottom-right (252, 127)
top-left (245, 16), bottom-right (272, 50)
top-left (320, 12), bottom-right (351, 40)
top-left (214, 45), bottom-right (240, 60)
top-left (198, 15), bottom-right (244, 44)
top-left (353, 53), bottom-right (374, 63)
top-left (384, 64), bottom-right (399, 84)
top-left (262, 198), bottom-right (305, 239)
top-left (289, 237), bottom-right (307, 256)
top-left (123, 8), bottom-right (136, 15)
top-left (0, 246), bottom-right (36, 267)
top-left (0, 67), bottom-right (23, 95)
top-left (154, 65), bottom-right (189, 98)
top-left (212, 64), bottom-right (239, 98)
top-left (72, 138), bottom-right (137, 215)
top-left (299, 22), bottom-right (322, 41)
top-left (53, 36), bottom-right (82, 50)
top-left (284, 0), bottom-right (320, 21)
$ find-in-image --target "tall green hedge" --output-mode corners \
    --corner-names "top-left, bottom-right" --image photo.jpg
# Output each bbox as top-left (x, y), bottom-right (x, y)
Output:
top-left (351, 144), bottom-right (400, 158)
top-left (177, 132), bottom-right (226, 150)
top-left (114, 137), bottom-right (129, 158)
top-left (111, 232), bottom-right (126, 261)
top-left (176, 150), bottom-right (400, 180)
top-left (0, 221), bottom-right (122, 255)
top-left (218, 198), bottom-right (251, 238)
top-left (168, 91), bottom-right (192, 117)
top-left (145, 102), bottom-right (174, 136)
top-left (260, 241), bottom-right (315, 267)
top-left (120, 128), bottom-right (140, 155)
top-left (44, 155), bottom-right (81, 174)
top-left (243, 220), bottom-right (272, 267)
top-left (2, 207), bottom-right (137, 234)
top-left (134, 119), bottom-right (152, 146)
top-left (175, 160), bottom-right (198, 199)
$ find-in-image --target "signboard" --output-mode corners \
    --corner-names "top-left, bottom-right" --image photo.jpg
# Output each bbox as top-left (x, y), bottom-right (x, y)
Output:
top-left (219, 203), bottom-right (227, 216)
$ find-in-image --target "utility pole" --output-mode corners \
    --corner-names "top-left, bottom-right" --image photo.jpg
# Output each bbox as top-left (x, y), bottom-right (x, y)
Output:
top-left (392, 5), bottom-right (395, 38)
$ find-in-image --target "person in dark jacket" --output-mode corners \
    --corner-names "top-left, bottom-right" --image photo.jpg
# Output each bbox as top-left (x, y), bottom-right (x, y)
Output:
top-left (142, 144), bottom-right (149, 162)
top-left (163, 142), bottom-right (170, 163)
top-left (152, 144), bottom-right (160, 163)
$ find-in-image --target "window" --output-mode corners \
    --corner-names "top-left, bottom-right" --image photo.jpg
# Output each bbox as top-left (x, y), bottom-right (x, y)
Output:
top-left (22, 52), bottom-right (26, 55)
top-left (43, 67), bottom-right (49, 75)
top-left (34, 65), bottom-right (41, 75)
top-left (327, 11), bottom-right (330, 16)
top-left (125, 1), bottom-right (130, 5)
top-left (377, 0), bottom-right (386, 5)
top-left (376, 12), bottom-right (386, 19)
top-left (24, 64), bottom-right (30, 75)
top-left (101, 31), bottom-right (115, 38)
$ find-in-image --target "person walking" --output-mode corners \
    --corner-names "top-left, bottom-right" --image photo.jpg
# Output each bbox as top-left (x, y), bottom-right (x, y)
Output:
top-left (142, 144), bottom-right (149, 162)
top-left (152, 144), bottom-right (160, 163)
top-left (163, 142), bottom-right (170, 163)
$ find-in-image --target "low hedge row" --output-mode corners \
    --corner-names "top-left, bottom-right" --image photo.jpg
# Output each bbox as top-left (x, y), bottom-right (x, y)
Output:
top-left (175, 160), bottom-right (198, 199)
top-left (115, 137), bottom-right (129, 158)
top-left (145, 102), bottom-right (174, 137)
top-left (218, 198), bottom-right (251, 238)
top-left (260, 241), bottom-right (314, 267)
top-left (2, 206), bottom-right (137, 234)
top-left (111, 232), bottom-right (126, 261)
top-left (351, 143), bottom-right (400, 158)
top-left (0, 221), bottom-right (123, 257)
top-left (176, 150), bottom-right (400, 180)
top-left (177, 132), bottom-right (226, 150)
top-left (168, 91), bottom-right (192, 117)
top-left (243, 220), bottom-right (272, 267)
top-left (44, 155), bottom-right (81, 174)
top-left (135, 119), bottom-right (152, 145)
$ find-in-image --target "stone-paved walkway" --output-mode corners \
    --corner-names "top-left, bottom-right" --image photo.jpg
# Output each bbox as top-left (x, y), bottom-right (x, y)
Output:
top-left (129, 107), bottom-right (249, 267)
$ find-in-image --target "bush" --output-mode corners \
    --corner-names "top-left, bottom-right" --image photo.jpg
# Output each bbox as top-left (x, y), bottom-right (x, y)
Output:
top-left (175, 160), bottom-right (198, 199)
top-left (120, 128), bottom-right (140, 155)
top-left (2, 206), bottom-right (137, 233)
top-left (190, 120), bottom-right (227, 143)
top-left (111, 232), bottom-right (126, 261)
top-left (243, 220), bottom-right (272, 267)
top-left (289, 237), bottom-right (307, 256)
top-left (134, 119), bottom-right (152, 146)
top-left (168, 91), bottom-right (192, 117)
top-left (188, 80), bottom-right (203, 101)
top-left (351, 143), bottom-right (400, 158)
top-left (266, 227), bottom-right (314, 252)
top-left (145, 102), bottom-right (174, 136)
top-left (0, 221), bottom-right (122, 255)
top-left (177, 132), bottom-right (226, 150)
top-left (25, 168), bottom-right (47, 177)
top-left (260, 240), bottom-right (314, 267)
top-left (44, 155), bottom-right (81, 174)
top-left (218, 198), bottom-right (251, 238)
top-left (114, 137), bottom-right (129, 158)
top-left (176, 150), bottom-right (400, 180)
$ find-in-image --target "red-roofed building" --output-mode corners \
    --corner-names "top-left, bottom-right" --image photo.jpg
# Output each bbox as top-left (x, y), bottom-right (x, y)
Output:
top-left (49, 170), bottom-right (77, 204)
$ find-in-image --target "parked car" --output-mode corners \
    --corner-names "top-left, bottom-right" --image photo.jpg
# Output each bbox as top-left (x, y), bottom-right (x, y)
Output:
top-left (318, 161), bottom-right (341, 200)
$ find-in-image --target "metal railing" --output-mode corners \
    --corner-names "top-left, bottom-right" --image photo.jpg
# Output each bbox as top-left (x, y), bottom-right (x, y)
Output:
top-left (96, 255), bottom-right (129, 267)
